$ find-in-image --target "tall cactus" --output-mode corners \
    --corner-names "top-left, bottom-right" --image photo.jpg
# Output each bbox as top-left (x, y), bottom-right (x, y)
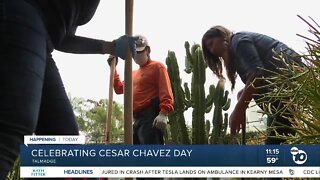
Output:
top-left (184, 42), bottom-right (214, 144)
top-left (166, 41), bottom-right (230, 145)
top-left (208, 79), bottom-right (231, 144)
top-left (166, 51), bottom-right (190, 144)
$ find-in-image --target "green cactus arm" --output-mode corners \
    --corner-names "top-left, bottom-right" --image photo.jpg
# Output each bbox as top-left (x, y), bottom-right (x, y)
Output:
top-left (191, 43), bottom-right (201, 56)
top-left (222, 90), bottom-right (229, 105)
top-left (184, 41), bottom-right (193, 74)
top-left (205, 94), bottom-right (214, 113)
top-left (223, 113), bottom-right (228, 135)
top-left (213, 79), bottom-right (225, 105)
top-left (222, 98), bottom-right (231, 111)
top-left (197, 48), bottom-right (207, 84)
top-left (184, 82), bottom-right (191, 101)
top-left (205, 104), bottom-right (213, 113)
top-left (166, 51), bottom-right (181, 84)
top-left (205, 85), bottom-right (215, 110)
top-left (210, 84), bottom-right (216, 95)
top-left (184, 99), bottom-right (192, 110)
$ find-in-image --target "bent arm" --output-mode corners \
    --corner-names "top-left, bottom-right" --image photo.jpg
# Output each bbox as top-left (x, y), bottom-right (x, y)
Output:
top-left (113, 70), bottom-right (124, 94)
top-left (234, 41), bottom-right (264, 110)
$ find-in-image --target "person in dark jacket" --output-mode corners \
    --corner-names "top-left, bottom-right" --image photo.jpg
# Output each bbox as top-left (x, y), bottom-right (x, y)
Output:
top-left (0, 0), bottom-right (136, 178)
top-left (201, 25), bottom-right (302, 145)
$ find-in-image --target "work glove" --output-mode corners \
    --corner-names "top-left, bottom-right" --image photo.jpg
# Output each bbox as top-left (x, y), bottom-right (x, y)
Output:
top-left (107, 55), bottom-right (118, 66)
top-left (152, 112), bottom-right (168, 133)
top-left (114, 35), bottom-right (138, 60)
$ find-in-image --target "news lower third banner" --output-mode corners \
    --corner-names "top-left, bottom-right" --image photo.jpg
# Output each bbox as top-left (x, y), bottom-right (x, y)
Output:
top-left (20, 136), bottom-right (320, 178)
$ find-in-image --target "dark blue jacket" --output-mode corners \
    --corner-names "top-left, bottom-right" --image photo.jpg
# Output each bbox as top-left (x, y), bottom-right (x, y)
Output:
top-left (230, 32), bottom-right (300, 84)
top-left (28, 0), bottom-right (104, 54)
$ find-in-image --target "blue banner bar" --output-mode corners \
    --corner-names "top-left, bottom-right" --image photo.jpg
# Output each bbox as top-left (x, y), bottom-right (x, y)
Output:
top-left (20, 145), bottom-right (320, 167)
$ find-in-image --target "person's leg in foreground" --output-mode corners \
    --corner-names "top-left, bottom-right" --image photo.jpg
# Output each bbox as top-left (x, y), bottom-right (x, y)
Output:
top-left (0, 0), bottom-right (48, 176)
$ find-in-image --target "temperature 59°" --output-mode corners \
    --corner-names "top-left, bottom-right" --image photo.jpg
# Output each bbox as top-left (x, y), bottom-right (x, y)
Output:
top-left (266, 157), bottom-right (279, 164)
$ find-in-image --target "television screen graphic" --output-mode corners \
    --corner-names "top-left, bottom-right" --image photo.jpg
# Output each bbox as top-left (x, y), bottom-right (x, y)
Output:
top-left (20, 138), bottom-right (320, 178)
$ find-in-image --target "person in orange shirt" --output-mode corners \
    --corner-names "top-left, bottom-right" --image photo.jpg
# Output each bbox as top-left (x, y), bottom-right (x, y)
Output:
top-left (108, 35), bottom-right (174, 145)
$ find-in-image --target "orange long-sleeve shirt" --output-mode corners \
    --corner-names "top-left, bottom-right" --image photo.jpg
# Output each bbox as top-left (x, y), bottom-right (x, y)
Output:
top-left (113, 60), bottom-right (174, 114)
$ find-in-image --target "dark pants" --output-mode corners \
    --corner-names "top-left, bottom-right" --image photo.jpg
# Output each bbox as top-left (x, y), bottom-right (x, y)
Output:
top-left (256, 43), bottom-right (301, 145)
top-left (255, 89), bottom-right (295, 145)
top-left (265, 113), bottom-right (294, 145)
top-left (262, 96), bottom-right (295, 145)
top-left (255, 92), bottom-right (295, 145)
top-left (0, 0), bottom-right (78, 177)
top-left (133, 111), bottom-right (164, 180)
top-left (133, 111), bottom-right (164, 145)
